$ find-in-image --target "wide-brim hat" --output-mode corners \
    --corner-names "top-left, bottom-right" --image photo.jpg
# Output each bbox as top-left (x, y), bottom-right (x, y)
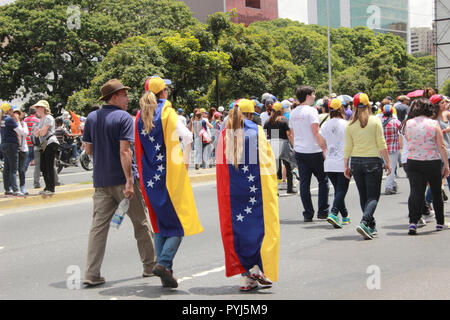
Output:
top-left (33, 100), bottom-right (51, 112)
top-left (99, 79), bottom-right (130, 101)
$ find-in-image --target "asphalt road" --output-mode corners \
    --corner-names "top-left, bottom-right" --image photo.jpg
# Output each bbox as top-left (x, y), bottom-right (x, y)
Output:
top-left (2, 172), bottom-right (450, 300)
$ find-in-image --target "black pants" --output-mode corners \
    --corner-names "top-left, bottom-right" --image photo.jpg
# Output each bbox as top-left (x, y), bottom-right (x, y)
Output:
top-left (40, 143), bottom-right (58, 192)
top-left (350, 157), bottom-right (383, 228)
top-left (326, 172), bottom-right (350, 218)
top-left (407, 159), bottom-right (444, 225)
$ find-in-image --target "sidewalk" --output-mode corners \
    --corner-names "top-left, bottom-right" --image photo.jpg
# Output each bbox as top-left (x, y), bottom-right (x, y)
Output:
top-left (0, 167), bottom-right (216, 210)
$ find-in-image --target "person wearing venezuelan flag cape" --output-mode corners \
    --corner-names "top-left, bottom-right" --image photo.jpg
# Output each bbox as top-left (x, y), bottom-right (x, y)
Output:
top-left (216, 98), bottom-right (280, 292)
top-left (135, 76), bottom-right (203, 288)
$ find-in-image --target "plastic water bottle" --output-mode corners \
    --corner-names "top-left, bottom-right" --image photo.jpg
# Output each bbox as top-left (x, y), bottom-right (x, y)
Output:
top-left (110, 198), bottom-right (130, 229)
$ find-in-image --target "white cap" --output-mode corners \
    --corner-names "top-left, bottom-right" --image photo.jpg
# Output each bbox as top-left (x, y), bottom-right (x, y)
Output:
top-left (218, 106), bottom-right (224, 112)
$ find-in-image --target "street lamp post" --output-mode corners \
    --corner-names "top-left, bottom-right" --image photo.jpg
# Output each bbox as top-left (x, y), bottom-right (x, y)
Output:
top-left (327, 0), bottom-right (333, 95)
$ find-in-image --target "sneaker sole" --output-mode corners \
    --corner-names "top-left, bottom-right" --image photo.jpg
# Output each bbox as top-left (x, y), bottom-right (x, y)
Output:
top-left (356, 226), bottom-right (373, 240)
top-left (326, 217), bottom-right (343, 229)
top-left (408, 229), bottom-right (417, 235)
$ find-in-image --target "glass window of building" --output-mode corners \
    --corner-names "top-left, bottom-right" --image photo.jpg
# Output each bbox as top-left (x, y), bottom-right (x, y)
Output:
top-left (246, 0), bottom-right (261, 9)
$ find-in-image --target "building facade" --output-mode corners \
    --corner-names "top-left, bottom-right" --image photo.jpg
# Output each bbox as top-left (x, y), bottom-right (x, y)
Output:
top-left (180, 0), bottom-right (278, 25)
top-left (308, 0), bottom-right (409, 48)
top-left (410, 27), bottom-right (433, 55)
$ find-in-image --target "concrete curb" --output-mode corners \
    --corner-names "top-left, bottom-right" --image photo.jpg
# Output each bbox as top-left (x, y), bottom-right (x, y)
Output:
top-left (0, 172), bottom-right (217, 210)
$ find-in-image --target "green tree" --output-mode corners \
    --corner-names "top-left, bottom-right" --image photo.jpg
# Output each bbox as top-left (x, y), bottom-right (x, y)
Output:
top-left (0, 0), bottom-right (197, 113)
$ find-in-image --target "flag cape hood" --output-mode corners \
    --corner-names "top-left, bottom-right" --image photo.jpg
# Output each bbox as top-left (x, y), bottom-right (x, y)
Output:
top-left (135, 99), bottom-right (203, 237)
top-left (216, 119), bottom-right (279, 281)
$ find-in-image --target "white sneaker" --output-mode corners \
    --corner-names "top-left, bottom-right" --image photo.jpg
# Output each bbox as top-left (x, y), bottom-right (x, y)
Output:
top-left (239, 276), bottom-right (258, 292)
top-left (424, 213), bottom-right (435, 223)
top-left (249, 265), bottom-right (272, 285)
top-left (278, 182), bottom-right (287, 190)
top-left (417, 218), bottom-right (427, 227)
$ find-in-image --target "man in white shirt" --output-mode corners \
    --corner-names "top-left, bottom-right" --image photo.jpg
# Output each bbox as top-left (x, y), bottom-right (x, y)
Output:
top-left (289, 85), bottom-right (329, 222)
top-left (177, 108), bottom-right (187, 127)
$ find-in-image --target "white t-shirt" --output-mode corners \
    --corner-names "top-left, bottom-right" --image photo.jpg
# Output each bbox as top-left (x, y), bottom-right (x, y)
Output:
top-left (320, 118), bottom-right (347, 172)
top-left (260, 112), bottom-right (270, 127)
top-left (289, 105), bottom-right (322, 153)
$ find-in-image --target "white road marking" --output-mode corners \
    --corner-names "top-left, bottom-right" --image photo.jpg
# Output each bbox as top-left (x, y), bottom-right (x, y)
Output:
top-left (178, 266), bottom-right (225, 283)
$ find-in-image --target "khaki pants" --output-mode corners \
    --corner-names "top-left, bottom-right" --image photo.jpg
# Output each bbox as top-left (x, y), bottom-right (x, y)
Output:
top-left (84, 182), bottom-right (155, 280)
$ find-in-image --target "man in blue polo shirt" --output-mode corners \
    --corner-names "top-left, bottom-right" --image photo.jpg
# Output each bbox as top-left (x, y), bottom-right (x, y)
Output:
top-left (82, 79), bottom-right (155, 286)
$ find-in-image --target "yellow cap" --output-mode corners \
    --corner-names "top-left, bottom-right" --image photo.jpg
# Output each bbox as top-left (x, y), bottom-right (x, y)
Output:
top-left (237, 99), bottom-right (255, 113)
top-left (329, 99), bottom-right (342, 111)
top-left (145, 76), bottom-right (172, 94)
top-left (272, 102), bottom-right (283, 112)
top-left (1, 103), bottom-right (11, 112)
top-left (199, 108), bottom-right (206, 113)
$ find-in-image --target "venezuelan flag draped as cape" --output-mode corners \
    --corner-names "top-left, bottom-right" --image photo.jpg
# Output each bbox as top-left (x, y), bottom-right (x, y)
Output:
top-left (135, 99), bottom-right (203, 237)
top-left (216, 119), bottom-right (279, 281)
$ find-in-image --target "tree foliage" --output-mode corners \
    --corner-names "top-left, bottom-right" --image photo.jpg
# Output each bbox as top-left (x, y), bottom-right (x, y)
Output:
top-left (1, 1), bottom-right (436, 114)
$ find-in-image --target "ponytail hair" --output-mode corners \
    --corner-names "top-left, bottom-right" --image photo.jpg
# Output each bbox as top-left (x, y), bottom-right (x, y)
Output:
top-left (225, 106), bottom-right (244, 169)
top-left (350, 105), bottom-right (370, 128)
top-left (139, 90), bottom-right (158, 133)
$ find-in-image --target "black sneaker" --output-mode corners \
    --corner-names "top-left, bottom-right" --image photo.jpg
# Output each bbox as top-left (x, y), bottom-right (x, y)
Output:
top-left (304, 217), bottom-right (313, 222)
top-left (317, 213), bottom-right (328, 220)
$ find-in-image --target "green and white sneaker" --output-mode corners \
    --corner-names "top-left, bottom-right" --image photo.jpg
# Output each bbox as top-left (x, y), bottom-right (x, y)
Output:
top-left (369, 227), bottom-right (378, 236)
top-left (342, 217), bottom-right (351, 225)
top-left (327, 214), bottom-right (343, 229)
top-left (356, 223), bottom-right (373, 240)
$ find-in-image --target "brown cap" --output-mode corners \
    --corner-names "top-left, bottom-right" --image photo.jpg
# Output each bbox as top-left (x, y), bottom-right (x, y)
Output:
top-left (99, 79), bottom-right (130, 101)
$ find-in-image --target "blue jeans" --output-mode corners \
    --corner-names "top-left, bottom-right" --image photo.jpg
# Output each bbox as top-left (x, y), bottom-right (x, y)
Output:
top-left (0, 143), bottom-right (19, 192)
top-left (295, 152), bottom-right (329, 219)
top-left (350, 157), bottom-right (383, 228)
top-left (25, 147), bottom-right (34, 171)
top-left (154, 234), bottom-right (183, 270)
top-left (326, 172), bottom-right (349, 218)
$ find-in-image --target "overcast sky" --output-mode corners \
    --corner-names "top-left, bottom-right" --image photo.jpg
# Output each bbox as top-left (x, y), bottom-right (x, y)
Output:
top-left (0, 0), bottom-right (434, 28)
top-left (278, 0), bottom-right (434, 28)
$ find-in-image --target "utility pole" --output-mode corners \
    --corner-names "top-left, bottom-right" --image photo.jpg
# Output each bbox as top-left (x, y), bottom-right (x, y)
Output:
top-left (327, 0), bottom-right (333, 95)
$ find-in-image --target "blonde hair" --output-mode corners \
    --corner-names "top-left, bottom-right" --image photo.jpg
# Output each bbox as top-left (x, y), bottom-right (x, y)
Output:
top-left (225, 107), bottom-right (244, 169)
top-left (350, 105), bottom-right (370, 128)
top-left (139, 91), bottom-right (158, 133)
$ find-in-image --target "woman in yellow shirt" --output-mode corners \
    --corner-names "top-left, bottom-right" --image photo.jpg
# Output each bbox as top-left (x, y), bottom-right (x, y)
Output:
top-left (344, 93), bottom-right (391, 240)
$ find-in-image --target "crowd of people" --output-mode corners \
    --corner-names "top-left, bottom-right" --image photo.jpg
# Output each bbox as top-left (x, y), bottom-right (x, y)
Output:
top-left (0, 101), bottom-right (85, 196)
top-left (2, 77), bottom-right (450, 292)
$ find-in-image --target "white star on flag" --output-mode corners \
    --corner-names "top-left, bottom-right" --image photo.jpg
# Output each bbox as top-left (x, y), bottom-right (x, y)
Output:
top-left (141, 129), bottom-right (148, 136)
top-left (250, 185), bottom-right (257, 193)
top-left (156, 154), bottom-right (164, 161)
top-left (236, 214), bottom-right (244, 222)
top-left (157, 164), bottom-right (164, 172)
top-left (147, 180), bottom-right (154, 188)
top-left (247, 174), bottom-right (255, 182)
top-left (155, 143), bottom-right (161, 151)
top-left (149, 136), bottom-right (155, 142)
top-left (249, 197), bottom-right (256, 205)
top-left (154, 174), bottom-right (161, 181)
top-left (244, 207), bottom-right (252, 214)
top-left (242, 165), bottom-right (249, 173)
